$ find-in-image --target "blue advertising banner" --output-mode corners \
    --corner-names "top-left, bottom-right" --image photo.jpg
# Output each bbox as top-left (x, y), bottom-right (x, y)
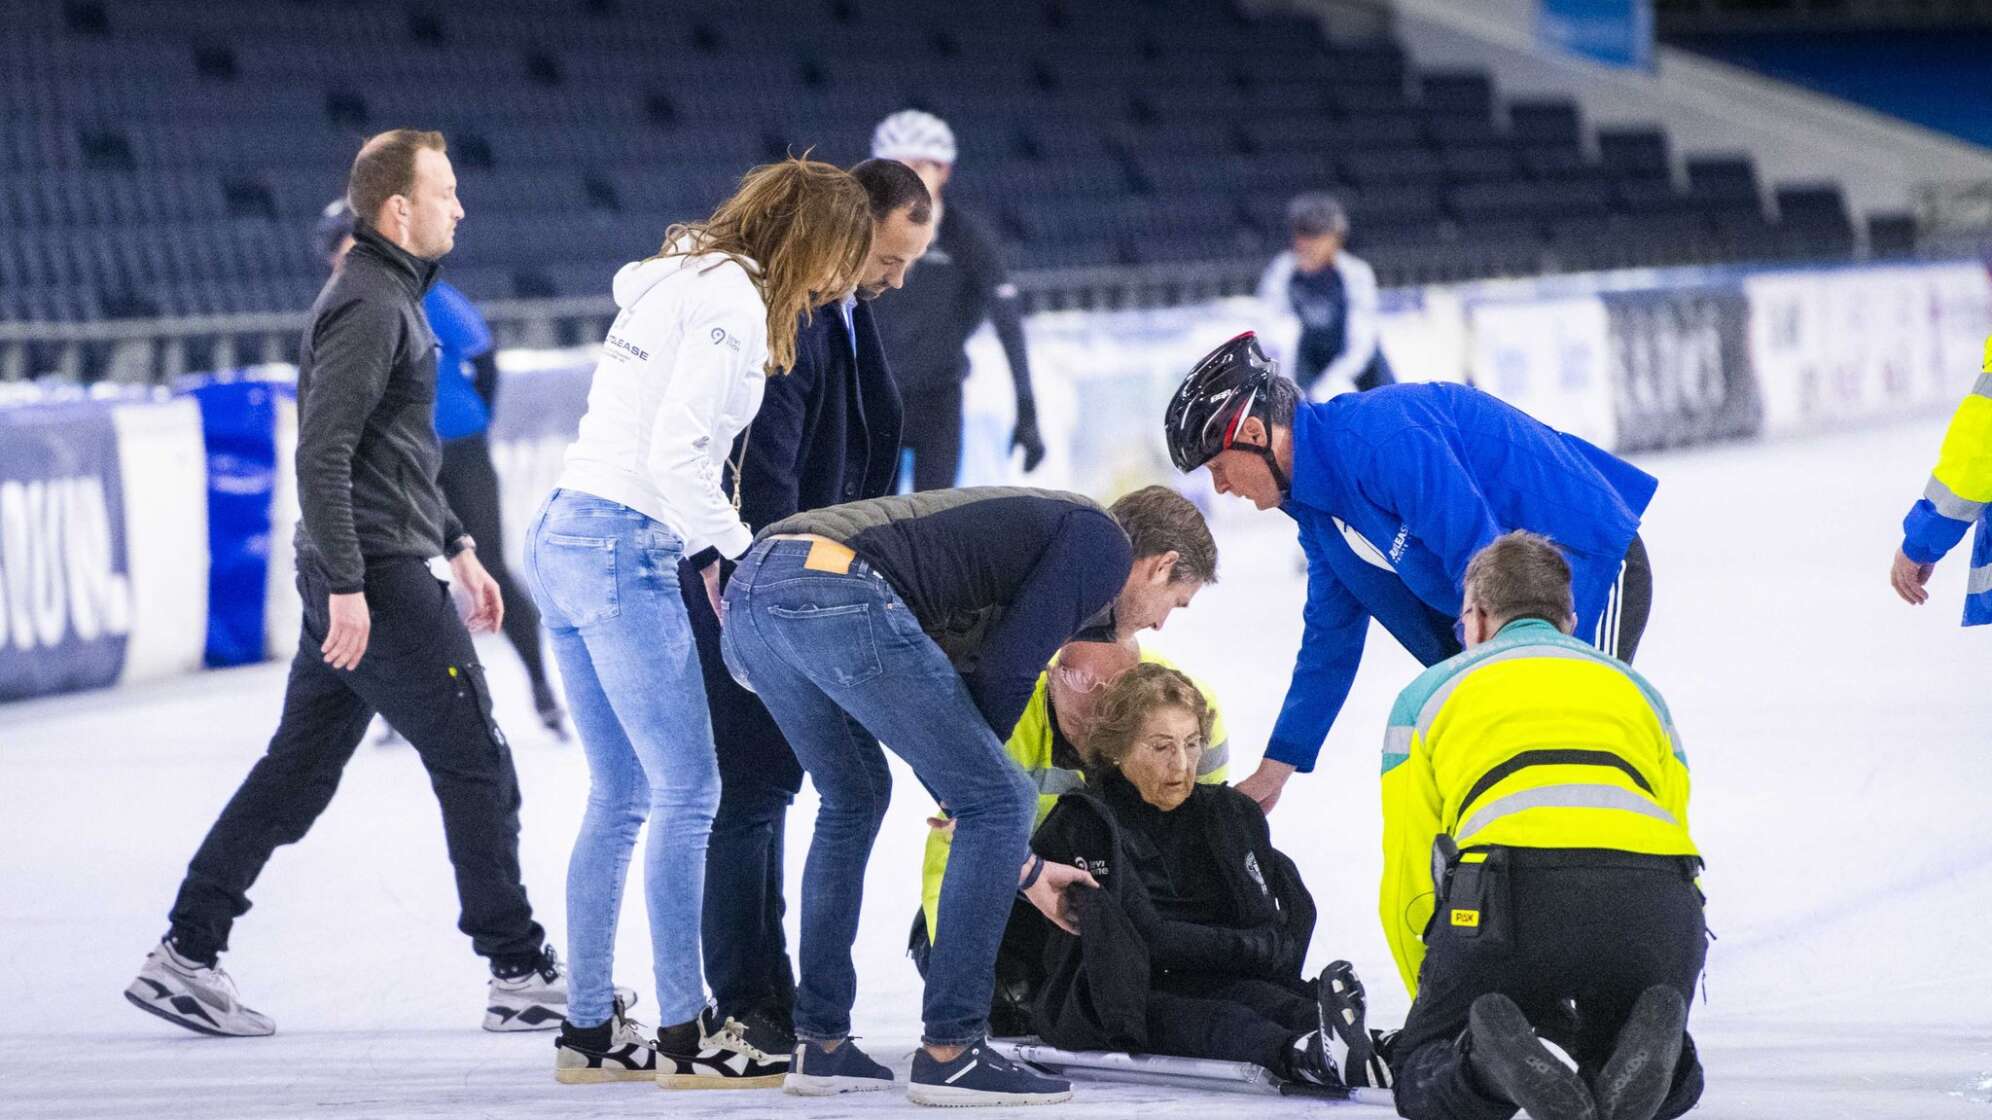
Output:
top-left (184, 379), bottom-right (283, 668)
top-left (0, 403), bottom-right (133, 700)
top-left (1538, 0), bottom-right (1654, 70)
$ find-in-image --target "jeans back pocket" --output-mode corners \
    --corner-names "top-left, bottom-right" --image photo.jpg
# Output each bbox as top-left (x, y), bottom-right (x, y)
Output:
top-left (766, 601), bottom-right (884, 688)
top-left (531, 532), bottom-right (621, 628)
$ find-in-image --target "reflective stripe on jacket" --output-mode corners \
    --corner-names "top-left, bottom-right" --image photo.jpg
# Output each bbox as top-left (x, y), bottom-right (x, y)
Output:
top-left (1379, 618), bottom-right (1697, 995)
top-left (1901, 336), bottom-right (1992, 626)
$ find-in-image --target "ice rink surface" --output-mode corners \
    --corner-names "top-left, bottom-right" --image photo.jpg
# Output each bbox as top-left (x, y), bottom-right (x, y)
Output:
top-left (3, 414), bottom-right (1990, 1119)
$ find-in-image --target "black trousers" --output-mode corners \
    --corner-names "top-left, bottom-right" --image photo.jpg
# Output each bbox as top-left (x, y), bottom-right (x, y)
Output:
top-left (898, 382), bottom-right (964, 492)
top-left (439, 432), bottom-right (550, 694)
top-left (1146, 972), bottom-right (1318, 1076)
top-left (681, 562), bottom-right (802, 1020)
top-left (1601, 533), bottom-right (1654, 664)
top-left (1391, 853), bottom-right (1706, 1120)
top-left (167, 555), bottom-right (545, 965)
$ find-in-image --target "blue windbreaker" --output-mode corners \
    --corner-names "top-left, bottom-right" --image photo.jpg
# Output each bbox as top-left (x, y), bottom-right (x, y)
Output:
top-left (424, 280), bottom-right (494, 441)
top-left (1266, 382), bottom-right (1658, 771)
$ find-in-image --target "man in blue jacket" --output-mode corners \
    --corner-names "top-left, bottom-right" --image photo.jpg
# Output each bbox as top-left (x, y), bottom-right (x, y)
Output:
top-left (677, 158), bottom-right (933, 1059)
top-left (1164, 332), bottom-right (1657, 812)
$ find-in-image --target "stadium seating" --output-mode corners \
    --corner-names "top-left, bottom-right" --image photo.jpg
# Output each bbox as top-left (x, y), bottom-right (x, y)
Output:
top-left (0, 0), bottom-right (1897, 323)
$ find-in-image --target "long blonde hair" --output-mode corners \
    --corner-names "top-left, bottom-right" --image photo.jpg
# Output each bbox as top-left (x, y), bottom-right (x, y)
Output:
top-left (653, 156), bottom-right (873, 374)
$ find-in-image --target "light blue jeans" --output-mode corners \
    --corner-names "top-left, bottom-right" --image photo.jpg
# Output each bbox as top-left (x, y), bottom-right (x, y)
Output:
top-left (524, 488), bottom-right (720, 1028)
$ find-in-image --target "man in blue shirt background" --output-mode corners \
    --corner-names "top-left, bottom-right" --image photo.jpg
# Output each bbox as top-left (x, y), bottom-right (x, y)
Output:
top-left (1164, 332), bottom-right (1655, 812)
top-left (317, 199), bottom-right (562, 736)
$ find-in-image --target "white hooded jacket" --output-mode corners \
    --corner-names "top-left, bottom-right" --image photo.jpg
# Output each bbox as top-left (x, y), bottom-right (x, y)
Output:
top-left (556, 252), bottom-right (769, 559)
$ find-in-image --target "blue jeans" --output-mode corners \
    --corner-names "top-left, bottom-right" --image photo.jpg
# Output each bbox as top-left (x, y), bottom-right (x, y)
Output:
top-left (720, 539), bottom-right (1036, 1046)
top-left (524, 489), bottom-right (720, 1028)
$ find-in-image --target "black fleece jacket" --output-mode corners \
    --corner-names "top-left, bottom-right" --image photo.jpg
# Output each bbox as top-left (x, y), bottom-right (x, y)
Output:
top-left (294, 222), bottom-right (466, 594)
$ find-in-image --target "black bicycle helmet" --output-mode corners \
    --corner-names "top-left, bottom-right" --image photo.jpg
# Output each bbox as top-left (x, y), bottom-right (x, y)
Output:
top-left (1164, 330), bottom-right (1279, 473)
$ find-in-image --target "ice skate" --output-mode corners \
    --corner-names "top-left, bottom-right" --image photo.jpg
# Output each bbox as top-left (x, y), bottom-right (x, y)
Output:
top-left (1467, 993), bottom-right (1597, 1120)
top-left (554, 995), bottom-right (658, 1083)
top-left (1594, 986), bottom-right (1688, 1120)
top-left (124, 940), bottom-right (275, 1038)
top-left (1317, 959), bottom-right (1391, 1089)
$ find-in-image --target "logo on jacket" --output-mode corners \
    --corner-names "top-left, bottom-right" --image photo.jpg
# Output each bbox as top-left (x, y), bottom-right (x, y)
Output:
top-left (711, 327), bottom-right (741, 352)
top-left (605, 333), bottom-right (649, 362)
top-left (1244, 852), bottom-right (1268, 896)
top-left (1388, 523), bottom-right (1411, 563)
top-left (1073, 856), bottom-right (1109, 880)
top-left (1333, 517), bottom-right (1396, 572)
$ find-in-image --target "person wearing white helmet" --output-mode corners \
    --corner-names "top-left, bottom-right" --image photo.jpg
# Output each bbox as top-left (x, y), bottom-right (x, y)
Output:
top-left (870, 109), bottom-right (1045, 489)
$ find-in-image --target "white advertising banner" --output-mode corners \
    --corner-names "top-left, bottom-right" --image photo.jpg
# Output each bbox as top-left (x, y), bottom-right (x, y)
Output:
top-left (1746, 264), bottom-right (1992, 436)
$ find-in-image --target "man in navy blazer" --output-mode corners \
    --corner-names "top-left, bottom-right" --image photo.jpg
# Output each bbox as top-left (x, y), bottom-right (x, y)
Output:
top-left (680, 159), bottom-right (935, 1058)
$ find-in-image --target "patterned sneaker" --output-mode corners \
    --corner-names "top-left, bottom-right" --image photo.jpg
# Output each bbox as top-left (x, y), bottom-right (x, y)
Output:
top-left (1467, 993), bottom-right (1598, 1120)
top-left (786, 1037), bottom-right (894, 1096)
top-left (655, 1005), bottom-right (789, 1090)
top-left (554, 996), bottom-right (658, 1084)
top-left (486, 945), bottom-right (637, 1032)
top-left (124, 940), bottom-right (275, 1038)
top-left (907, 1038), bottom-right (1073, 1107)
top-left (1594, 986), bottom-right (1687, 1120)
top-left (1317, 960), bottom-right (1392, 1089)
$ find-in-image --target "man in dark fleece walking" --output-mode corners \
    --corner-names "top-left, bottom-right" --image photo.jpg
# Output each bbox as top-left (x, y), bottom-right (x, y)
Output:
top-left (125, 130), bottom-right (570, 1038)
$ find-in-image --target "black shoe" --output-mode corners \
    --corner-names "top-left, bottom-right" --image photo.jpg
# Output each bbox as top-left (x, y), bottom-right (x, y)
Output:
top-left (1467, 993), bottom-right (1598, 1120)
top-left (1317, 960), bottom-right (1390, 1089)
top-left (1594, 986), bottom-right (1688, 1120)
top-left (655, 1004), bottom-right (789, 1090)
top-left (729, 1005), bottom-right (797, 1060)
top-left (554, 997), bottom-right (658, 1083)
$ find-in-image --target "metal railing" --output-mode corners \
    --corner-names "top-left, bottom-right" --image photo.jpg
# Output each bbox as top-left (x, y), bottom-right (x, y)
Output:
top-left (3, 233), bottom-right (1985, 386)
top-left (0, 260), bottom-right (1271, 385)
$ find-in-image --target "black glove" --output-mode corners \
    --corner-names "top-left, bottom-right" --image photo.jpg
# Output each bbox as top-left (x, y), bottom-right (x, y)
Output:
top-left (1012, 398), bottom-right (1046, 472)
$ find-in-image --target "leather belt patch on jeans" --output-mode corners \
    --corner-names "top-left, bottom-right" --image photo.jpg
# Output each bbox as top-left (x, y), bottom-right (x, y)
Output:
top-left (803, 538), bottom-right (857, 575)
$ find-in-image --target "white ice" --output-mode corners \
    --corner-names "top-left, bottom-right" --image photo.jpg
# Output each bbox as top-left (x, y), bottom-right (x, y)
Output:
top-left (4, 414), bottom-right (1990, 1119)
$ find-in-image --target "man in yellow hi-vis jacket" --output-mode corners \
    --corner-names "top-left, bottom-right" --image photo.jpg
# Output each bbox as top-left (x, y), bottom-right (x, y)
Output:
top-left (1380, 532), bottom-right (1704, 1120)
top-left (1892, 335), bottom-right (1992, 623)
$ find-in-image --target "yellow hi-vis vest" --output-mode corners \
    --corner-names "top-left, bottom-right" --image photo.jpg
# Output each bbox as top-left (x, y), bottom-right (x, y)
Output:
top-left (918, 648), bottom-right (1230, 940)
top-left (1379, 618), bottom-right (1697, 996)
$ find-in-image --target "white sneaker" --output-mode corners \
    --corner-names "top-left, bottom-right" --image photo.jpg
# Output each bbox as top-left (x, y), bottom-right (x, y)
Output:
top-left (554, 996), bottom-right (658, 1084)
top-left (487, 945), bottom-right (638, 1032)
top-left (124, 941), bottom-right (275, 1037)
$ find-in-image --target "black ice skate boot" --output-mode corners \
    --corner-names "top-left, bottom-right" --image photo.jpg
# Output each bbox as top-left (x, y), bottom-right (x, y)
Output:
top-left (1317, 959), bottom-right (1392, 1089)
top-left (1466, 993), bottom-right (1597, 1120)
top-left (1593, 986), bottom-right (1688, 1120)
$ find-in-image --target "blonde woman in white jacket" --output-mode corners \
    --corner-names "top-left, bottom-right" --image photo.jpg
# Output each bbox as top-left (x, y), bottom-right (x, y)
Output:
top-left (524, 158), bottom-right (872, 1086)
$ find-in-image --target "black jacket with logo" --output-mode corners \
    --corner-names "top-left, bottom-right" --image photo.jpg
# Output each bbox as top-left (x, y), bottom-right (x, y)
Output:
top-left (294, 221), bottom-right (465, 594)
top-left (1027, 775), bottom-right (1317, 1052)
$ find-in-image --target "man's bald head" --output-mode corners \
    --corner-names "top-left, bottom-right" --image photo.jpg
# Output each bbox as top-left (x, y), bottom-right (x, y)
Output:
top-left (1048, 638), bottom-right (1144, 757)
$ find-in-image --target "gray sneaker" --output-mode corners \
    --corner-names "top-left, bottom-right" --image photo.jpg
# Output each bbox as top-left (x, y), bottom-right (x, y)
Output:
top-left (124, 940), bottom-right (275, 1037)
